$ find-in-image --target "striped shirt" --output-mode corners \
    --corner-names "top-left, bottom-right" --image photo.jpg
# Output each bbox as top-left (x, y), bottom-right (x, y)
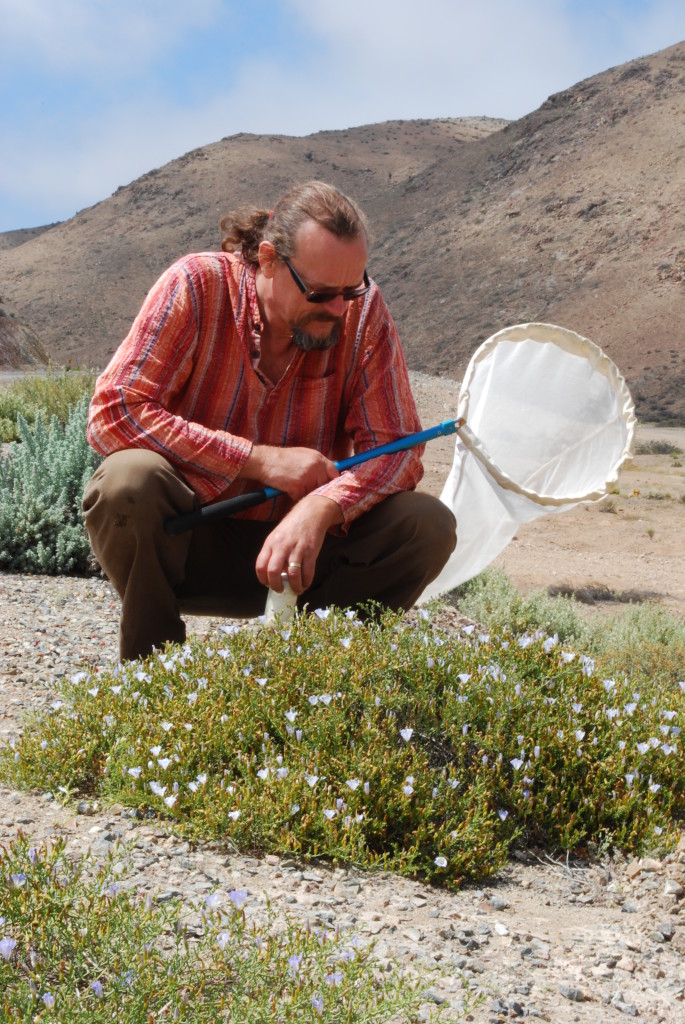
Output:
top-left (87, 252), bottom-right (424, 526)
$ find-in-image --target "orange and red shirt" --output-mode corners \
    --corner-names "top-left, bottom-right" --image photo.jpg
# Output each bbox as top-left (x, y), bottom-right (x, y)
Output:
top-left (87, 252), bottom-right (424, 526)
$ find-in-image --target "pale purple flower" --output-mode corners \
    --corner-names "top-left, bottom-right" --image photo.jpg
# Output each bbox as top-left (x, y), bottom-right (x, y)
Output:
top-left (311, 995), bottom-right (324, 1015)
top-left (150, 745), bottom-right (162, 757)
top-left (510, 758), bottom-right (523, 771)
top-left (649, 783), bottom-right (662, 793)
top-left (400, 727), bottom-right (414, 742)
top-left (434, 856), bottom-right (448, 868)
top-left (575, 730), bottom-right (585, 742)
top-left (160, 721), bottom-right (173, 732)
top-left (228, 889), bottom-right (248, 909)
top-left (314, 608), bottom-right (331, 619)
top-left (403, 784), bottom-right (415, 797)
top-left (346, 779), bottom-right (361, 791)
top-left (661, 744), bottom-right (676, 755)
top-left (91, 980), bottom-right (104, 998)
top-left (88, 687), bottom-right (99, 697)
top-left (637, 742), bottom-right (650, 755)
top-left (127, 766), bottom-right (142, 778)
top-left (560, 651), bottom-right (576, 663)
top-left (149, 781), bottom-right (167, 797)
top-left (227, 810), bottom-right (241, 821)
top-left (291, 804), bottom-right (300, 815)
top-left (164, 794), bottom-right (177, 808)
top-left (285, 953), bottom-right (302, 978)
top-left (42, 994), bottom-right (55, 1008)
top-left (9, 873), bottom-right (26, 888)
top-left (325, 971), bottom-right (343, 985)
top-left (157, 758), bottom-right (172, 770)
top-left (306, 775), bottom-right (319, 788)
top-left (257, 768), bottom-right (269, 780)
top-left (0, 936), bottom-right (17, 960)
top-left (285, 709), bottom-right (298, 723)
top-left (323, 808), bottom-right (337, 820)
top-left (320, 694), bottom-right (332, 706)
top-left (624, 703), bottom-right (637, 716)
top-left (498, 809), bottom-right (509, 821)
top-left (205, 893), bottom-right (221, 911)
top-left (218, 930), bottom-right (231, 950)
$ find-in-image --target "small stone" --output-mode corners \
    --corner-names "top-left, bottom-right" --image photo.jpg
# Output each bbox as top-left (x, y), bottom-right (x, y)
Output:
top-left (559, 984), bottom-right (585, 1002)
top-left (656, 921), bottom-right (675, 941)
top-left (616, 956), bottom-right (636, 973)
top-left (640, 857), bottom-right (662, 873)
top-left (76, 801), bottom-right (95, 815)
top-left (494, 922), bottom-right (509, 936)
top-left (664, 880), bottom-right (684, 898)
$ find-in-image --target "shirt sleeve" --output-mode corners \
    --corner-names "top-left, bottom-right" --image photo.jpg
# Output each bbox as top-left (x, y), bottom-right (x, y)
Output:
top-left (86, 258), bottom-right (252, 503)
top-left (310, 291), bottom-right (425, 528)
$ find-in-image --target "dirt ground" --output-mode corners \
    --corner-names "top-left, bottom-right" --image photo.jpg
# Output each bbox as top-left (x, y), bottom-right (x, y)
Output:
top-left (411, 372), bottom-right (685, 622)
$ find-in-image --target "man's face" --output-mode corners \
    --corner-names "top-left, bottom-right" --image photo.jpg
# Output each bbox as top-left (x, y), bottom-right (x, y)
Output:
top-left (264, 220), bottom-right (369, 349)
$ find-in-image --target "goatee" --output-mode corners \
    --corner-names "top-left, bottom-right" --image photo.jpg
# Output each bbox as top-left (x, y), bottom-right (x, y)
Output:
top-left (291, 322), bottom-right (341, 352)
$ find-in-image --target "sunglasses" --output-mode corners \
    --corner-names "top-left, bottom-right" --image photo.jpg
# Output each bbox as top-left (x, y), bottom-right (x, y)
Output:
top-left (282, 256), bottom-right (370, 304)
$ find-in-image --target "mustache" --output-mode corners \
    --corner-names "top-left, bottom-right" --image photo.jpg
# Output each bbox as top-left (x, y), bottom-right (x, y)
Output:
top-left (299, 312), bottom-right (343, 327)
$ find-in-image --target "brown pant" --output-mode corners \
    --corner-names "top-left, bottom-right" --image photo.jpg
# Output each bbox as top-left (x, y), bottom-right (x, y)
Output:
top-left (82, 449), bottom-right (456, 661)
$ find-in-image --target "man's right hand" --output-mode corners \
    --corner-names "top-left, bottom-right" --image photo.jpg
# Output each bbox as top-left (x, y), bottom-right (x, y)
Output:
top-left (238, 444), bottom-right (339, 502)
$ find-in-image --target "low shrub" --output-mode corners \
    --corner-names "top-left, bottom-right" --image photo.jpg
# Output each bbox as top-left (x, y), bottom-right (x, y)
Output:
top-left (3, 609), bottom-right (682, 884)
top-left (0, 833), bottom-right (423, 1022)
top-left (0, 368), bottom-right (96, 442)
top-left (0, 397), bottom-right (101, 574)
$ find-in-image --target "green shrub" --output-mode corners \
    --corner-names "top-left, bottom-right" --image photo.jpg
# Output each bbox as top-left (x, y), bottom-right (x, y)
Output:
top-left (0, 833), bottom-right (423, 1023)
top-left (0, 368), bottom-right (97, 442)
top-left (3, 609), bottom-right (682, 882)
top-left (0, 397), bottom-right (101, 574)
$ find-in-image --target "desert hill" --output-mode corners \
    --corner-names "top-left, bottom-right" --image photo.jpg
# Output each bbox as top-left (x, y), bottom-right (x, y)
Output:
top-left (0, 41), bottom-right (683, 422)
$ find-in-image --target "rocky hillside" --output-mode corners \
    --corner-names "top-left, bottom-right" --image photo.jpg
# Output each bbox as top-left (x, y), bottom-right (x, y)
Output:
top-left (0, 41), bottom-right (683, 421)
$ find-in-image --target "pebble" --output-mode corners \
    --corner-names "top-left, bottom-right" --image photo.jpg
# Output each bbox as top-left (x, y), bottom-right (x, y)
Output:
top-left (1, 571), bottom-right (685, 1023)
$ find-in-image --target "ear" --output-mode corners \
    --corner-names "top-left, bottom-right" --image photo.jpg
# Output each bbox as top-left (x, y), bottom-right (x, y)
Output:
top-left (258, 240), bottom-right (278, 278)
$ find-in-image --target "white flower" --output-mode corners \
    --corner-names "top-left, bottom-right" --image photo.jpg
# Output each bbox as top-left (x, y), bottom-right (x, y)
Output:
top-left (285, 709), bottom-right (298, 723)
top-left (160, 722), bottom-right (173, 732)
top-left (306, 775), bottom-right (319, 788)
top-left (346, 779), bottom-right (361, 791)
top-left (434, 856), bottom-right (448, 868)
top-left (403, 784), bottom-right (415, 797)
top-left (510, 758), bottom-right (523, 771)
top-left (157, 758), bottom-right (172, 770)
top-left (323, 809), bottom-right (337, 820)
top-left (257, 768), bottom-right (269, 780)
top-left (228, 810), bottom-right (241, 821)
top-left (127, 767), bottom-right (143, 778)
top-left (498, 809), bottom-right (509, 821)
top-left (164, 794), bottom-right (177, 808)
top-left (400, 728), bottom-right (414, 742)
top-left (340, 637), bottom-right (352, 649)
top-left (149, 781), bottom-right (167, 797)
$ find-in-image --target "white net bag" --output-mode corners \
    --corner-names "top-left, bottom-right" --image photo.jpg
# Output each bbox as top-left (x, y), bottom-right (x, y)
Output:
top-left (419, 323), bottom-right (636, 602)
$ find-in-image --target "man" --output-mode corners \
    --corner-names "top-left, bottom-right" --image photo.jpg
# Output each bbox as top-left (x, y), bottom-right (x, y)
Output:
top-left (83, 180), bottom-right (456, 660)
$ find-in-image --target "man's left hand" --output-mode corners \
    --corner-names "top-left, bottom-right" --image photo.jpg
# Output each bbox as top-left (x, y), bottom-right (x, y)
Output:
top-left (255, 494), bottom-right (343, 595)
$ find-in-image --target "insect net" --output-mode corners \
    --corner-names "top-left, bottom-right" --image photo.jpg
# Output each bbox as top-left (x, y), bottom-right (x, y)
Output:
top-left (419, 323), bottom-right (636, 602)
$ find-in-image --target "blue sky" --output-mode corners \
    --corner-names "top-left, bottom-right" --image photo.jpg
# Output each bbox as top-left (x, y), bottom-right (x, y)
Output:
top-left (1, 0), bottom-right (684, 232)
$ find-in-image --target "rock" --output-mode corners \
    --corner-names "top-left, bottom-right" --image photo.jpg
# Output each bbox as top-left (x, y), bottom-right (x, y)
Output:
top-left (559, 984), bottom-right (585, 1002)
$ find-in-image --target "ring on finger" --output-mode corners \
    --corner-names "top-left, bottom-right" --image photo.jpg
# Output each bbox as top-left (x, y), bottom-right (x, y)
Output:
top-left (288, 561), bottom-right (302, 571)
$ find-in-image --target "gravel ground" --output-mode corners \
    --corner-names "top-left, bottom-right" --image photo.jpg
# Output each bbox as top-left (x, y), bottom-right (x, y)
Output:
top-left (1, 571), bottom-right (684, 1023)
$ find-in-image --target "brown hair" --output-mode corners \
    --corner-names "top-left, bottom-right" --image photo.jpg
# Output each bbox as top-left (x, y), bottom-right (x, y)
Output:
top-left (220, 180), bottom-right (369, 265)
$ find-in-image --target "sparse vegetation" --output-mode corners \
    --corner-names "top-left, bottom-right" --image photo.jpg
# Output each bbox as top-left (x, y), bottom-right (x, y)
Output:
top-left (0, 833), bottom-right (424, 1023)
top-left (0, 367), bottom-right (96, 442)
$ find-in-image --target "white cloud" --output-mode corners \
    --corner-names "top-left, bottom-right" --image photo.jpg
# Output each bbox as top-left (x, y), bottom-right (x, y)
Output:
top-left (0, 0), bottom-right (224, 74)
